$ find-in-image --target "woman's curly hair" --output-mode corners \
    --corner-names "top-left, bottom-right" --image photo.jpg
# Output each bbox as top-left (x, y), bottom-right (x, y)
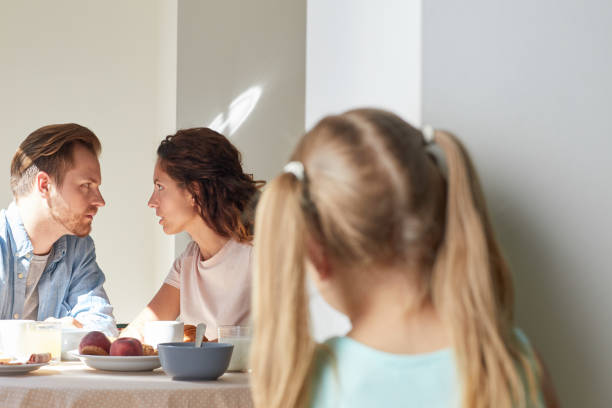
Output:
top-left (157, 127), bottom-right (264, 243)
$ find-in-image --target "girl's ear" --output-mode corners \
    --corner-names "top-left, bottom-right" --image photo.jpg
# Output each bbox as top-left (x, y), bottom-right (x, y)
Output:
top-left (307, 237), bottom-right (332, 280)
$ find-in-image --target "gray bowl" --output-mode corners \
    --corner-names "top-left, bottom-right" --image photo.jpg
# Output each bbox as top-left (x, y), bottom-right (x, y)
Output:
top-left (157, 342), bottom-right (234, 381)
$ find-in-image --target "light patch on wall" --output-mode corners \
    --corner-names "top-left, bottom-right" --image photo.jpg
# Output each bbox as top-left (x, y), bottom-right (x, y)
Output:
top-left (208, 86), bottom-right (262, 136)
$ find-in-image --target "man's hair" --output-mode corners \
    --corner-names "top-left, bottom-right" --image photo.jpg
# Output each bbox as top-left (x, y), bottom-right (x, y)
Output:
top-left (10, 123), bottom-right (101, 197)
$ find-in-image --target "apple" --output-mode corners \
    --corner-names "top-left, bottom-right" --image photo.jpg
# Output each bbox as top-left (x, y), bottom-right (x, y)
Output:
top-left (110, 337), bottom-right (143, 356)
top-left (79, 331), bottom-right (111, 356)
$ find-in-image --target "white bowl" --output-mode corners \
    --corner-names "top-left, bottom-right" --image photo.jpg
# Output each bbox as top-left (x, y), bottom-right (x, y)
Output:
top-left (61, 328), bottom-right (90, 361)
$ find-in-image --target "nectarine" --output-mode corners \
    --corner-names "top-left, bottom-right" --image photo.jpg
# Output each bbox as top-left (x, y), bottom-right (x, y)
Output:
top-left (79, 331), bottom-right (111, 356)
top-left (110, 337), bottom-right (143, 356)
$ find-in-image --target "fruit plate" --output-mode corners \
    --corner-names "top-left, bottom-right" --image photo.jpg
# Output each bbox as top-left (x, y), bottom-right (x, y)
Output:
top-left (69, 351), bottom-right (160, 372)
top-left (0, 363), bottom-right (48, 375)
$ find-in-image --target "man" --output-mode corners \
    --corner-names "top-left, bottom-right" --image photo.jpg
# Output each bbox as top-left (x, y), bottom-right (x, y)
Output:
top-left (0, 123), bottom-right (117, 336)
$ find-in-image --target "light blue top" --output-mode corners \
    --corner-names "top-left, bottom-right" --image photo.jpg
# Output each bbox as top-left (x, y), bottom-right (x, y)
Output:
top-left (0, 202), bottom-right (117, 336)
top-left (309, 329), bottom-right (543, 408)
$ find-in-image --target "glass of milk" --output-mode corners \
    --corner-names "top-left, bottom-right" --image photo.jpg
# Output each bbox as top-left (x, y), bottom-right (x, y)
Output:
top-left (29, 321), bottom-right (62, 363)
top-left (218, 325), bottom-right (252, 372)
top-left (0, 320), bottom-right (35, 361)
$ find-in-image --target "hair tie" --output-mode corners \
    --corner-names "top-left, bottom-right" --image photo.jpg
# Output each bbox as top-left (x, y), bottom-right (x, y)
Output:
top-left (422, 125), bottom-right (435, 144)
top-left (283, 161), bottom-right (305, 181)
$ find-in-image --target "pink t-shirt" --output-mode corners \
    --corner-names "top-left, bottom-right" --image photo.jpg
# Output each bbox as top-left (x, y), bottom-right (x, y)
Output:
top-left (164, 239), bottom-right (252, 340)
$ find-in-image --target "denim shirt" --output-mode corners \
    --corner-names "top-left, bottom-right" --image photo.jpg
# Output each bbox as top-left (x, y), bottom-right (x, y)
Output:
top-left (0, 202), bottom-right (118, 336)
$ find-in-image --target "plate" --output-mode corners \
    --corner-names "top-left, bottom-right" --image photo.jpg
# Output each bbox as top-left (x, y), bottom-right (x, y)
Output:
top-left (70, 351), bottom-right (161, 372)
top-left (0, 363), bottom-right (48, 375)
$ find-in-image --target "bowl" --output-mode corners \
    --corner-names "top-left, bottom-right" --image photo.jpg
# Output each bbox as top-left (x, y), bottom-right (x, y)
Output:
top-left (157, 342), bottom-right (233, 380)
top-left (61, 328), bottom-right (90, 361)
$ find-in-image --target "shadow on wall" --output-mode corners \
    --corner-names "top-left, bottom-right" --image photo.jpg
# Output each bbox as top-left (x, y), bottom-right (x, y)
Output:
top-left (208, 86), bottom-right (262, 137)
top-left (487, 185), bottom-right (594, 405)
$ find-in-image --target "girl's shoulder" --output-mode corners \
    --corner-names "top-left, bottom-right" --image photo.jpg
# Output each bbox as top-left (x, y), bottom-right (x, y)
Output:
top-left (513, 327), bottom-right (540, 372)
top-left (309, 337), bottom-right (457, 408)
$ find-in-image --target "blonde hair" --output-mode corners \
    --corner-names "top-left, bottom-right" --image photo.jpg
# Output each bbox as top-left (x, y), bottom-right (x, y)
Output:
top-left (251, 108), bottom-right (540, 408)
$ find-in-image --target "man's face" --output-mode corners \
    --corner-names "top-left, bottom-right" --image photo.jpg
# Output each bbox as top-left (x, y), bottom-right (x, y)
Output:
top-left (48, 144), bottom-right (105, 237)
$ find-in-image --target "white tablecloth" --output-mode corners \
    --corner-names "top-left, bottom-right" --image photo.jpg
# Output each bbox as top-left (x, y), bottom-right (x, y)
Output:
top-left (0, 363), bottom-right (252, 408)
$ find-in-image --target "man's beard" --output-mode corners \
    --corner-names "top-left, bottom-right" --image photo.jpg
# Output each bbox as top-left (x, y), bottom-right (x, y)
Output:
top-left (48, 195), bottom-right (95, 238)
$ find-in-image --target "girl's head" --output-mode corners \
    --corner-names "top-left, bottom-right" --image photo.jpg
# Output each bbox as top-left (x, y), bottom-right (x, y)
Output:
top-left (289, 110), bottom-right (448, 315)
top-left (148, 127), bottom-right (263, 242)
top-left (251, 109), bottom-right (539, 408)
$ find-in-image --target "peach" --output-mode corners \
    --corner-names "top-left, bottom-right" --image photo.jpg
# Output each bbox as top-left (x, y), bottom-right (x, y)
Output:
top-left (110, 337), bottom-right (143, 356)
top-left (79, 331), bottom-right (111, 356)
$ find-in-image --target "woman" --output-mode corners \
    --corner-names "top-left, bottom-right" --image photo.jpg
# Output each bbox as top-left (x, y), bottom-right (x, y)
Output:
top-left (250, 109), bottom-right (558, 407)
top-left (124, 127), bottom-right (262, 340)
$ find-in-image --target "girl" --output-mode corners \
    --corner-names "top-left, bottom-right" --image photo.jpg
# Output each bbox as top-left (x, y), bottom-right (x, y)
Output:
top-left (124, 127), bottom-right (263, 340)
top-left (250, 109), bottom-right (558, 407)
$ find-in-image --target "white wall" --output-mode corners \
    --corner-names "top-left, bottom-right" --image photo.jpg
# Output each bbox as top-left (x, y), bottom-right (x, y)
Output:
top-left (423, 1), bottom-right (612, 405)
top-left (306, 0), bottom-right (422, 129)
top-left (0, 0), bottom-right (177, 323)
top-left (174, 0), bottom-right (307, 256)
top-left (306, 0), bottom-right (422, 341)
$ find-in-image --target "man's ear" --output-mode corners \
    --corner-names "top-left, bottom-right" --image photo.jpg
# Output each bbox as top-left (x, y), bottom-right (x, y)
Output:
top-left (35, 172), bottom-right (52, 198)
top-left (306, 237), bottom-right (332, 280)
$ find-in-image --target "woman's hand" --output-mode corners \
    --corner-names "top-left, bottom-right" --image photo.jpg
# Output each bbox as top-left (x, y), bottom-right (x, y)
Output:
top-left (118, 325), bottom-right (144, 341)
top-left (120, 284), bottom-right (180, 342)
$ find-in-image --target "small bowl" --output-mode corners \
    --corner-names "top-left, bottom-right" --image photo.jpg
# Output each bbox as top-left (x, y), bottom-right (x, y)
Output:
top-left (157, 342), bottom-right (234, 380)
top-left (61, 328), bottom-right (90, 361)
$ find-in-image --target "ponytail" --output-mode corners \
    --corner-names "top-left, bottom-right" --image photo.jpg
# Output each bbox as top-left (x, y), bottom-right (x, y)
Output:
top-left (432, 130), bottom-right (540, 408)
top-left (250, 174), bottom-right (316, 408)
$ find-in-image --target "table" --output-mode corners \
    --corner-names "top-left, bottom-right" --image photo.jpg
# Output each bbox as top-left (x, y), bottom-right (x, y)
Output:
top-left (0, 362), bottom-right (253, 408)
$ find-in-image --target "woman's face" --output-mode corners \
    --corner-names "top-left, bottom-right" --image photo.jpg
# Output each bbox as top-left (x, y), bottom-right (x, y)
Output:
top-left (148, 159), bottom-right (198, 235)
